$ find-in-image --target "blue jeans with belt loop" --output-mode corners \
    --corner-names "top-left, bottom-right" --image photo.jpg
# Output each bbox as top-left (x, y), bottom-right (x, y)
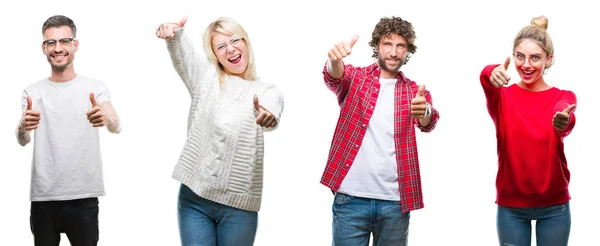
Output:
top-left (332, 192), bottom-right (410, 246)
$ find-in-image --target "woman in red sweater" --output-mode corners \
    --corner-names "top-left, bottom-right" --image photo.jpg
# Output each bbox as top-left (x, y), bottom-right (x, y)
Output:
top-left (480, 16), bottom-right (576, 246)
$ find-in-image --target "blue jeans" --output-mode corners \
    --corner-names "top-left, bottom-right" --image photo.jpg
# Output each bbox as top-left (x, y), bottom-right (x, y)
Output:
top-left (177, 184), bottom-right (258, 246)
top-left (497, 202), bottom-right (571, 246)
top-left (332, 193), bottom-right (410, 246)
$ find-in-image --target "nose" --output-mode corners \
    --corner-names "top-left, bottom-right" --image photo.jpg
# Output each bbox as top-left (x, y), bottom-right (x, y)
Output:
top-left (522, 58), bottom-right (532, 67)
top-left (226, 43), bottom-right (236, 53)
top-left (390, 47), bottom-right (398, 57)
top-left (54, 43), bottom-right (64, 53)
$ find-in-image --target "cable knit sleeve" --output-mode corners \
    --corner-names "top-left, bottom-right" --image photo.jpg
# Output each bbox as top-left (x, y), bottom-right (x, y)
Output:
top-left (166, 27), bottom-right (211, 96)
top-left (258, 83), bottom-right (284, 132)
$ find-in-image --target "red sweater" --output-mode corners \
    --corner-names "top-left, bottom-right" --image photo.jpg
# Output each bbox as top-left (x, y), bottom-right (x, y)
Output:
top-left (480, 64), bottom-right (577, 208)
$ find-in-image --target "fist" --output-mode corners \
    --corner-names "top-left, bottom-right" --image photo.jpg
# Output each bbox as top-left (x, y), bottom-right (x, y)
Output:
top-left (490, 57), bottom-right (511, 88)
top-left (156, 16), bottom-right (188, 39)
top-left (411, 85), bottom-right (428, 119)
top-left (20, 96), bottom-right (41, 133)
top-left (254, 95), bottom-right (277, 128)
top-left (553, 104), bottom-right (576, 131)
top-left (86, 93), bottom-right (106, 127)
top-left (328, 35), bottom-right (359, 61)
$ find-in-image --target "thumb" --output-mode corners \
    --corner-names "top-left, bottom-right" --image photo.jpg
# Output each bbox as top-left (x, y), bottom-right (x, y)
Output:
top-left (253, 95), bottom-right (260, 110)
top-left (27, 96), bottom-right (32, 110)
top-left (503, 56), bottom-right (511, 70)
top-left (89, 92), bottom-right (97, 107)
top-left (416, 84), bottom-right (426, 97)
top-left (349, 34), bottom-right (359, 48)
top-left (562, 104), bottom-right (576, 114)
top-left (179, 16), bottom-right (188, 28)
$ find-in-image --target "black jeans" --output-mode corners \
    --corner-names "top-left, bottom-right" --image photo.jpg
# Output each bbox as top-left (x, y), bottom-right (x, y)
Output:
top-left (30, 197), bottom-right (99, 246)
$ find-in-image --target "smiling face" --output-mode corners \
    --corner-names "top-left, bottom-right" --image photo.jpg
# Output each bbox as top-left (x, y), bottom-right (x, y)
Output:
top-left (376, 33), bottom-right (408, 78)
top-left (42, 25), bottom-right (78, 72)
top-left (211, 32), bottom-right (249, 77)
top-left (513, 39), bottom-right (552, 85)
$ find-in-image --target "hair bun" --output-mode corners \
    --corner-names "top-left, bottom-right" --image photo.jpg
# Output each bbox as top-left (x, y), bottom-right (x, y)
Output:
top-left (531, 16), bottom-right (549, 30)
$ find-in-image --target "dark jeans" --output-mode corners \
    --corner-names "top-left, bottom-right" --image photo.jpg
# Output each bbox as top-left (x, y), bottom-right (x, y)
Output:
top-left (30, 197), bottom-right (99, 246)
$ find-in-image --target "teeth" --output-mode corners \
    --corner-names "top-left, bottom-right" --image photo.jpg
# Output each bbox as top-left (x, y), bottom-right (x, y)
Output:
top-left (228, 54), bottom-right (241, 61)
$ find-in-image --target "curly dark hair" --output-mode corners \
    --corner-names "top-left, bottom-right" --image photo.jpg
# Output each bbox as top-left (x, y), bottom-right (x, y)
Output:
top-left (368, 16), bottom-right (417, 63)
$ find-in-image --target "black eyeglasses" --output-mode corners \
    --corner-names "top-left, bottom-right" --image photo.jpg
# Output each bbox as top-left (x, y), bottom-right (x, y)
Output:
top-left (42, 38), bottom-right (75, 47)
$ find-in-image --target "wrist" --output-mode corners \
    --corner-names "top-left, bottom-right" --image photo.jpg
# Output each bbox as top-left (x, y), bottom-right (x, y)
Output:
top-left (18, 127), bottom-right (28, 134)
top-left (424, 103), bottom-right (432, 118)
top-left (18, 120), bottom-right (27, 134)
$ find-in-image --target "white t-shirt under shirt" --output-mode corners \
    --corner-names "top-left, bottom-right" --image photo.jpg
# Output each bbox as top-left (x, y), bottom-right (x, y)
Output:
top-left (338, 78), bottom-right (400, 201)
top-left (22, 75), bottom-right (110, 202)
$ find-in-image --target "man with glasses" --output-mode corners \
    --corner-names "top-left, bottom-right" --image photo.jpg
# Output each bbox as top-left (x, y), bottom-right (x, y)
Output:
top-left (16, 15), bottom-right (121, 246)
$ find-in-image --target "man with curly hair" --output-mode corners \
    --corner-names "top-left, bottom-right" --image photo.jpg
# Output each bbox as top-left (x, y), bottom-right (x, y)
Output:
top-left (320, 16), bottom-right (440, 245)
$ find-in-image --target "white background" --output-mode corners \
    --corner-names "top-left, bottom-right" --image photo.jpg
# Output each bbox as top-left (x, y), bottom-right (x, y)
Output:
top-left (1, 0), bottom-right (598, 245)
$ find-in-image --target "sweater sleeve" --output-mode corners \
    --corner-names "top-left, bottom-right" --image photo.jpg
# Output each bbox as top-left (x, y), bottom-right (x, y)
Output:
top-left (258, 83), bottom-right (284, 132)
top-left (480, 64), bottom-right (503, 122)
top-left (166, 27), bottom-right (210, 96)
top-left (554, 90), bottom-right (577, 137)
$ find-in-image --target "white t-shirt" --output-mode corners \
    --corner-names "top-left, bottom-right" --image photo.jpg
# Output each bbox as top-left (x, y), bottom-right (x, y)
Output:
top-left (338, 78), bottom-right (400, 201)
top-left (22, 75), bottom-right (110, 201)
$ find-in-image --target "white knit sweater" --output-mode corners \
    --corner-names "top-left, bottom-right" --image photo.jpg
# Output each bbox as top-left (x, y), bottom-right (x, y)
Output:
top-left (166, 28), bottom-right (283, 212)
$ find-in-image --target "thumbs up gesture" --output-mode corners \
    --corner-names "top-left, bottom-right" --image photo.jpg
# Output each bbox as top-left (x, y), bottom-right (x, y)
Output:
top-left (553, 104), bottom-right (576, 130)
top-left (19, 96), bottom-right (41, 133)
top-left (411, 85), bottom-right (429, 119)
top-left (254, 95), bottom-right (277, 128)
top-left (490, 57), bottom-right (512, 88)
top-left (328, 35), bottom-right (359, 61)
top-left (156, 16), bottom-right (188, 39)
top-left (86, 93), bottom-right (106, 127)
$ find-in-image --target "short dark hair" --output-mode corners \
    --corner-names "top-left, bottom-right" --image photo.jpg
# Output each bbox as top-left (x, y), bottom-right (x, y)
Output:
top-left (42, 15), bottom-right (77, 38)
top-left (369, 16), bottom-right (417, 62)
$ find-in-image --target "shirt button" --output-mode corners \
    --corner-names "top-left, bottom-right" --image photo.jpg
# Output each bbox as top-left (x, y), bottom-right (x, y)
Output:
top-left (355, 144), bottom-right (359, 148)
top-left (370, 105), bottom-right (374, 109)
top-left (362, 124), bottom-right (366, 127)
top-left (375, 89), bottom-right (379, 92)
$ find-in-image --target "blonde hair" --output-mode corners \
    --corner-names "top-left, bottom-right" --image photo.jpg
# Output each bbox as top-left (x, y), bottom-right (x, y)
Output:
top-left (513, 16), bottom-right (555, 68)
top-left (202, 17), bottom-right (257, 83)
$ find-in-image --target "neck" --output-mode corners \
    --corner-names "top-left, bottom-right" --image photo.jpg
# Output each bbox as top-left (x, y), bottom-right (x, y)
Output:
top-left (49, 65), bottom-right (76, 82)
top-left (518, 78), bottom-right (550, 92)
top-left (380, 71), bottom-right (398, 79)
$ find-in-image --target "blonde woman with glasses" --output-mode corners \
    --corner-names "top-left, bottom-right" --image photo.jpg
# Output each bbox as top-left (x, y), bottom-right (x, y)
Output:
top-left (479, 15), bottom-right (576, 246)
top-left (156, 16), bottom-right (284, 246)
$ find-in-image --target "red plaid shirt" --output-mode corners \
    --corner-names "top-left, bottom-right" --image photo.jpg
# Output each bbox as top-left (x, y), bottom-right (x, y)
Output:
top-left (320, 62), bottom-right (439, 213)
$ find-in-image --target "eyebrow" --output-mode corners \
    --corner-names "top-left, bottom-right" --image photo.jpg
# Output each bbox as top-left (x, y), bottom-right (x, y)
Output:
top-left (515, 51), bottom-right (543, 56)
top-left (382, 40), bottom-right (406, 45)
top-left (213, 35), bottom-right (242, 44)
